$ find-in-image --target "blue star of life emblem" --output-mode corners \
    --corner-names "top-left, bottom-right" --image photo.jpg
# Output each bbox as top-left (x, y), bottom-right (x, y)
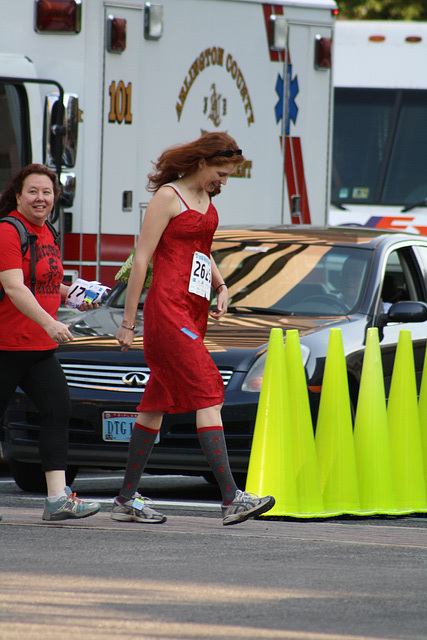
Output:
top-left (274, 64), bottom-right (299, 134)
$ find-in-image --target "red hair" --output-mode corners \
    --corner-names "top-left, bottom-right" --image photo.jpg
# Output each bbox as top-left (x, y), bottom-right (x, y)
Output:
top-left (147, 132), bottom-right (245, 193)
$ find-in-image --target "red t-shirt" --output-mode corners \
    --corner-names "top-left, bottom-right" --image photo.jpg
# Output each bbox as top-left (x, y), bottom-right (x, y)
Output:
top-left (0, 210), bottom-right (63, 350)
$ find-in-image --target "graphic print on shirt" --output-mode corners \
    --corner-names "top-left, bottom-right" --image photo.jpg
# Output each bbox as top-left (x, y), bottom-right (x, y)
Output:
top-left (35, 242), bottom-right (63, 296)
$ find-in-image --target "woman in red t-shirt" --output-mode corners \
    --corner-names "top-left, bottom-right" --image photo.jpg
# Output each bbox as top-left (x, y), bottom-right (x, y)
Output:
top-left (0, 164), bottom-right (100, 522)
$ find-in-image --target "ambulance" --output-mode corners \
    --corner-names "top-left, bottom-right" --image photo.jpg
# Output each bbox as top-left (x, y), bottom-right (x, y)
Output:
top-left (329, 20), bottom-right (427, 236)
top-left (0, 0), bottom-right (337, 287)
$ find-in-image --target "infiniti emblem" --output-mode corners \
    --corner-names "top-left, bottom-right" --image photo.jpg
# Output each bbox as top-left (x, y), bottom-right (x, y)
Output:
top-left (122, 372), bottom-right (148, 387)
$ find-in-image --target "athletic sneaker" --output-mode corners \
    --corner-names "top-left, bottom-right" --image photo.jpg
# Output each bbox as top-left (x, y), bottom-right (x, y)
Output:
top-left (222, 490), bottom-right (275, 526)
top-left (42, 487), bottom-right (101, 521)
top-left (110, 493), bottom-right (167, 523)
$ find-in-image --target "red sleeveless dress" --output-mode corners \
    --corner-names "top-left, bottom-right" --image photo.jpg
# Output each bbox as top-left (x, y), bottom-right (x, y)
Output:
top-left (137, 187), bottom-right (225, 414)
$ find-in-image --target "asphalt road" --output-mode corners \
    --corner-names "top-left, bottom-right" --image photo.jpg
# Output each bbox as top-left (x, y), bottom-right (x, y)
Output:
top-left (1, 470), bottom-right (426, 640)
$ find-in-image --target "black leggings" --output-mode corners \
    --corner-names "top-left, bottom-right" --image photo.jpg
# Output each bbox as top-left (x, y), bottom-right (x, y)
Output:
top-left (0, 350), bottom-right (71, 471)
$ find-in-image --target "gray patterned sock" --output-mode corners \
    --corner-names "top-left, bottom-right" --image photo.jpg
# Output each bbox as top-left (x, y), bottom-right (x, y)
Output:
top-left (119, 423), bottom-right (158, 501)
top-left (197, 426), bottom-right (238, 505)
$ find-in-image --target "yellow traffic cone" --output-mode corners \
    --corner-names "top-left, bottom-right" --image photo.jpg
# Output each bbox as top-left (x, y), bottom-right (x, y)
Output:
top-left (353, 327), bottom-right (396, 513)
top-left (388, 330), bottom-right (427, 511)
top-left (246, 327), bottom-right (299, 516)
top-left (419, 345), bottom-right (427, 496)
top-left (284, 329), bottom-right (324, 515)
top-left (315, 328), bottom-right (360, 514)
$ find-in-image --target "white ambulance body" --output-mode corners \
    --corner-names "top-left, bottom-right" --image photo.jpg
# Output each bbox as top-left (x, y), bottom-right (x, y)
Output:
top-left (330, 20), bottom-right (427, 236)
top-left (0, 0), bottom-right (336, 286)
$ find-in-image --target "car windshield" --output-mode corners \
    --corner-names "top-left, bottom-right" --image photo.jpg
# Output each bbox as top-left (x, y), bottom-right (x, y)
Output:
top-left (211, 241), bottom-right (372, 315)
top-left (109, 242), bottom-right (372, 316)
top-left (332, 88), bottom-right (427, 207)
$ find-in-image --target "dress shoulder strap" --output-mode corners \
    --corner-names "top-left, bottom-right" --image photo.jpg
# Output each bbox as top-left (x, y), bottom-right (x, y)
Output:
top-left (162, 183), bottom-right (189, 212)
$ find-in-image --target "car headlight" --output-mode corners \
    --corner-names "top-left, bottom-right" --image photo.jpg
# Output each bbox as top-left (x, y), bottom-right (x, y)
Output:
top-left (241, 344), bottom-right (310, 392)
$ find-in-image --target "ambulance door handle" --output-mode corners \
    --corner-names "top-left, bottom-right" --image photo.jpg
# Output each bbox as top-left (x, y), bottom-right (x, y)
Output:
top-left (122, 191), bottom-right (133, 211)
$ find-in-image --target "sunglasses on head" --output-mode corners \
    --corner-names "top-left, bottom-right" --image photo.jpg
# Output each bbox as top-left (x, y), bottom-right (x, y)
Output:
top-left (208, 149), bottom-right (243, 158)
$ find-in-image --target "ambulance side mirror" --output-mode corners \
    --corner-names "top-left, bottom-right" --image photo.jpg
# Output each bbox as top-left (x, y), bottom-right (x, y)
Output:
top-left (60, 173), bottom-right (76, 209)
top-left (43, 93), bottom-right (79, 169)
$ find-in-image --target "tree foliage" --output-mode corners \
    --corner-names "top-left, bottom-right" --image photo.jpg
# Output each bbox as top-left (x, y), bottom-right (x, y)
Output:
top-left (337, 0), bottom-right (427, 21)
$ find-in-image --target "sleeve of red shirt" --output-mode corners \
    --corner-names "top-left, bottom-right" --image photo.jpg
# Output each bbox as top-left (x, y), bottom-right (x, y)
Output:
top-left (0, 223), bottom-right (24, 272)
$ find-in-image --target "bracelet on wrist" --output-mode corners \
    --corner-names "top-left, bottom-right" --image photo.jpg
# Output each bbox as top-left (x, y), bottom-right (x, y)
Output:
top-left (121, 323), bottom-right (135, 331)
top-left (216, 283), bottom-right (227, 292)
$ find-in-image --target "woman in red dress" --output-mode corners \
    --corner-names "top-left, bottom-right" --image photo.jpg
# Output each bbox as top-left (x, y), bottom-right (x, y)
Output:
top-left (112, 132), bottom-right (275, 526)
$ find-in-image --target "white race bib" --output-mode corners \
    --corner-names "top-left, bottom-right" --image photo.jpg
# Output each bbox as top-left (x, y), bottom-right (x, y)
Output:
top-left (188, 251), bottom-right (212, 300)
top-left (65, 278), bottom-right (110, 309)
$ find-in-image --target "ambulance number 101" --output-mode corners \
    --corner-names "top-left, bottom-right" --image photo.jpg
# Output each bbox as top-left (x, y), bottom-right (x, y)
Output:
top-left (108, 81), bottom-right (133, 124)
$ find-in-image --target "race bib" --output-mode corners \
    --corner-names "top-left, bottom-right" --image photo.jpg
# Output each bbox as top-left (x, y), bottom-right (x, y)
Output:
top-left (65, 278), bottom-right (110, 309)
top-left (188, 251), bottom-right (212, 300)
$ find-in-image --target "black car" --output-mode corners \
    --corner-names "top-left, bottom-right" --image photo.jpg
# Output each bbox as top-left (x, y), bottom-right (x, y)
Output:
top-left (3, 227), bottom-right (427, 491)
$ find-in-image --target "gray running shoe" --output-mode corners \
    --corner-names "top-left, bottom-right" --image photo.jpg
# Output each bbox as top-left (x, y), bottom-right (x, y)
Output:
top-left (42, 487), bottom-right (101, 521)
top-left (110, 493), bottom-right (167, 523)
top-left (222, 490), bottom-right (275, 526)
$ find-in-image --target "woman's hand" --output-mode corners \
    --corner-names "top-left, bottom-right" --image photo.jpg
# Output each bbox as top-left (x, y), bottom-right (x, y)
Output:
top-left (115, 325), bottom-right (135, 352)
top-left (77, 301), bottom-right (99, 312)
top-left (209, 286), bottom-right (228, 320)
top-left (60, 284), bottom-right (100, 312)
top-left (46, 320), bottom-right (74, 344)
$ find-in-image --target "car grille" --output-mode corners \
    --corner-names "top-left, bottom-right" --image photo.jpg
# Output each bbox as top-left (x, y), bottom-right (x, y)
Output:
top-left (60, 363), bottom-right (233, 392)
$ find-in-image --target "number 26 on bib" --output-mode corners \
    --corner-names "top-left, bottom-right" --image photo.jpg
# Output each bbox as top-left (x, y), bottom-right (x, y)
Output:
top-left (188, 252), bottom-right (211, 300)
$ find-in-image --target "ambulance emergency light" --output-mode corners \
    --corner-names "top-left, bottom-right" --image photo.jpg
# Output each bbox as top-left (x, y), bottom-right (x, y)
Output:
top-left (269, 15), bottom-right (287, 51)
top-left (35, 0), bottom-right (81, 34)
top-left (106, 16), bottom-right (127, 53)
top-left (144, 3), bottom-right (164, 41)
top-left (314, 35), bottom-right (332, 70)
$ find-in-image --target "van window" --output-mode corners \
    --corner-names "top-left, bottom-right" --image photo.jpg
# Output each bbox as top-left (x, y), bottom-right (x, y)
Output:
top-left (331, 88), bottom-right (427, 208)
top-left (382, 92), bottom-right (427, 204)
top-left (0, 84), bottom-right (30, 192)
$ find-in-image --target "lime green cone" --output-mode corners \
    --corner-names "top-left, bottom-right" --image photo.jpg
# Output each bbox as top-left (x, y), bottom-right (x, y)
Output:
top-left (315, 328), bottom-right (360, 513)
top-left (285, 329), bottom-right (324, 515)
top-left (353, 328), bottom-right (397, 513)
top-left (246, 328), bottom-right (299, 516)
top-left (388, 330), bottom-right (427, 511)
top-left (419, 345), bottom-right (427, 497)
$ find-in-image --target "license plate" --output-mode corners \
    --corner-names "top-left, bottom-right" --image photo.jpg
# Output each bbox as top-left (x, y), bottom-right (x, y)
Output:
top-left (102, 412), bottom-right (160, 443)
top-left (103, 412), bottom-right (137, 442)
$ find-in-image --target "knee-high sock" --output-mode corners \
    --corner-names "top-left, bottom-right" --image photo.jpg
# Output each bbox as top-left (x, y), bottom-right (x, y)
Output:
top-left (197, 426), bottom-right (238, 505)
top-left (119, 423), bottom-right (158, 501)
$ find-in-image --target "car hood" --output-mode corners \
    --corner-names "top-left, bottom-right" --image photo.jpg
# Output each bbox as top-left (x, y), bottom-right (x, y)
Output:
top-left (61, 305), bottom-right (348, 362)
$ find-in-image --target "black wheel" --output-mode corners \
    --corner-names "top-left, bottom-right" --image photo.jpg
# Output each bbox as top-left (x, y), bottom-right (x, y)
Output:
top-left (202, 472), bottom-right (216, 485)
top-left (9, 459), bottom-right (78, 493)
top-left (234, 473), bottom-right (248, 489)
top-left (203, 472), bottom-right (248, 488)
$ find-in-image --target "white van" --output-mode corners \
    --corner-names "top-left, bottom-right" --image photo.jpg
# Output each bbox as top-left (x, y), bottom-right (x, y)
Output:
top-left (329, 20), bottom-right (427, 236)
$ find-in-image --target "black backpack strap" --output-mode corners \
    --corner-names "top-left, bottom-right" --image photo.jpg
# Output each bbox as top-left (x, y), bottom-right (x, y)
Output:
top-left (45, 219), bottom-right (61, 247)
top-left (0, 216), bottom-right (37, 301)
top-left (0, 216), bottom-right (30, 253)
top-left (28, 233), bottom-right (38, 296)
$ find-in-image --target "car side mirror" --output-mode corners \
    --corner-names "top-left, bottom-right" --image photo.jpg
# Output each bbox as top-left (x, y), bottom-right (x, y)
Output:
top-left (378, 300), bottom-right (427, 327)
top-left (375, 300), bottom-right (427, 342)
top-left (386, 300), bottom-right (427, 324)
